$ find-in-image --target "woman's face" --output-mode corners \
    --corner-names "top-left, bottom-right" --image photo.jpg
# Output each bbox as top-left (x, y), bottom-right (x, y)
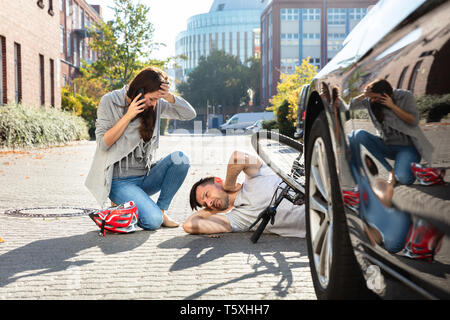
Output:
top-left (142, 91), bottom-right (160, 110)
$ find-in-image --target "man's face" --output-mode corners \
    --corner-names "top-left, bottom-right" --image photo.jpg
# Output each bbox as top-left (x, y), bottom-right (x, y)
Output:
top-left (196, 183), bottom-right (229, 210)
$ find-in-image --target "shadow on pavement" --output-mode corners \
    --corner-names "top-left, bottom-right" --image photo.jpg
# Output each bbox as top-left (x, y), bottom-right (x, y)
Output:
top-left (0, 230), bottom-right (151, 287)
top-left (158, 233), bottom-right (309, 299)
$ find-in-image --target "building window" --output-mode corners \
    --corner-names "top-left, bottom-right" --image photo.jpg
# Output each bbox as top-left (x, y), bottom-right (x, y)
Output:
top-left (81, 9), bottom-right (85, 28)
top-left (349, 8), bottom-right (367, 20)
top-left (281, 8), bottom-right (299, 21)
top-left (281, 58), bottom-right (300, 74)
top-left (67, 32), bottom-right (71, 58)
top-left (302, 8), bottom-right (320, 21)
top-left (397, 66), bottom-right (409, 89)
top-left (74, 3), bottom-right (79, 28)
top-left (39, 54), bottom-right (45, 106)
top-left (60, 25), bottom-right (65, 54)
top-left (328, 33), bottom-right (346, 40)
top-left (48, 0), bottom-right (54, 16)
top-left (302, 33), bottom-right (320, 40)
top-left (408, 60), bottom-right (422, 93)
top-left (14, 43), bottom-right (22, 104)
top-left (327, 8), bottom-right (346, 25)
top-left (73, 35), bottom-right (78, 66)
top-left (0, 36), bottom-right (6, 104)
top-left (309, 57), bottom-right (321, 68)
top-left (49, 58), bottom-right (55, 107)
top-left (65, 0), bottom-right (70, 17)
top-left (327, 33), bottom-right (346, 53)
top-left (0, 37), bottom-right (5, 104)
top-left (281, 33), bottom-right (299, 46)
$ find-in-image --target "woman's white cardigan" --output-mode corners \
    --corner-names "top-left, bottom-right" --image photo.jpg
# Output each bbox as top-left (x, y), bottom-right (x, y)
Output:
top-left (85, 86), bottom-right (196, 207)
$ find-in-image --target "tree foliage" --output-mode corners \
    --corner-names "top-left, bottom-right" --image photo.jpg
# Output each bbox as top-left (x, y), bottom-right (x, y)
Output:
top-left (245, 56), bottom-right (261, 107)
top-left (85, 0), bottom-right (162, 90)
top-left (270, 58), bottom-right (317, 126)
top-left (177, 50), bottom-right (260, 114)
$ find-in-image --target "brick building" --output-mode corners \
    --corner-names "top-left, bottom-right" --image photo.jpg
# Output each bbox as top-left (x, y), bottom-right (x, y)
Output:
top-left (59, 0), bottom-right (102, 90)
top-left (0, 0), bottom-right (61, 108)
top-left (0, 0), bottom-right (102, 109)
top-left (260, 0), bottom-right (378, 106)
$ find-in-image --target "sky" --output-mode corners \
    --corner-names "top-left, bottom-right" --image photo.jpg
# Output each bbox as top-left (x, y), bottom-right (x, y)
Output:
top-left (88, 0), bottom-right (214, 61)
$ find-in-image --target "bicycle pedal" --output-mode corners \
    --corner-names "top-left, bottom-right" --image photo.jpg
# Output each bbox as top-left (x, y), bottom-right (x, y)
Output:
top-left (294, 194), bottom-right (305, 206)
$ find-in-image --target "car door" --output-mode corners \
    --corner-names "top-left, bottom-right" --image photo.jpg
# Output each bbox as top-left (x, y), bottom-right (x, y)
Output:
top-left (330, 0), bottom-right (450, 298)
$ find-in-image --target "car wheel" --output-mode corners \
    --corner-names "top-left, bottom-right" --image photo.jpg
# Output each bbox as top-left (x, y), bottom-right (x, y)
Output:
top-left (305, 111), bottom-right (374, 299)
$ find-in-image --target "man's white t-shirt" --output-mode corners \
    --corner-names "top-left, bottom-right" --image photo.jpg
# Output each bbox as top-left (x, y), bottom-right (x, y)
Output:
top-left (221, 165), bottom-right (306, 238)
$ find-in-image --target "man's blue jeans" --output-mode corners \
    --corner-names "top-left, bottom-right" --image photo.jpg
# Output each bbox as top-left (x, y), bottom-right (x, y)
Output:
top-left (109, 151), bottom-right (190, 230)
top-left (350, 129), bottom-right (420, 185)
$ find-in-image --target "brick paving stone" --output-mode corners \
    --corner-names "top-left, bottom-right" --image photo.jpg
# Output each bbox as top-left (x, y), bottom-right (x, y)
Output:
top-left (0, 135), bottom-right (316, 300)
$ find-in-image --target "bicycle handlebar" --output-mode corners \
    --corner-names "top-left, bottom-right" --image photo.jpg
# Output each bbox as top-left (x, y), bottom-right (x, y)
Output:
top-left (250, 213), bottom-right (271, 243)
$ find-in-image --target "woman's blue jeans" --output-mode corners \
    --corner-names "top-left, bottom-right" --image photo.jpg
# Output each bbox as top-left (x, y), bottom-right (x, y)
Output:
top-left (350, 129), bottom-right (420, 185)
top-left (109, 151), bottom-right (190, 230)
top-left (349, 130), bottom-right (418, 252)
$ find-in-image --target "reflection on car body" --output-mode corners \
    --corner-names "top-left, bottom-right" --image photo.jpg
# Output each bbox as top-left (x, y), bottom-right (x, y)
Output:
top-left (301, 0), bottom-right (450, 299)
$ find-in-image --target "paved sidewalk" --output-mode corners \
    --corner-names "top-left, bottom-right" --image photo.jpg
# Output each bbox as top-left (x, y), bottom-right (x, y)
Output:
top-left (0, 135), bottom-right (315, 300)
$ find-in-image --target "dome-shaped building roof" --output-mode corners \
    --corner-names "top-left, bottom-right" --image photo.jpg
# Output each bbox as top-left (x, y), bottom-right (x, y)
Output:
top-left (209, 0), bottom-right (265, 13)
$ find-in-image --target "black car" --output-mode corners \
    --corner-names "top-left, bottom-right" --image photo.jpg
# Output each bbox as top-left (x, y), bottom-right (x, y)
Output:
top-left (300, 0), bottom-right (450, 299)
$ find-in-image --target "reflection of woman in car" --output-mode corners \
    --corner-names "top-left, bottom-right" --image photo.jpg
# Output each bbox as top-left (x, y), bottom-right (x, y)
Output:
top-left (348, 79), bottom-right (434, 185)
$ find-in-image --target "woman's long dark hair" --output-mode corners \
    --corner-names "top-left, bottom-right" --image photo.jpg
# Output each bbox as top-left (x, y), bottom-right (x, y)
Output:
top-left (126, 66), bottom-right (168, 142)
top-left (366, 79), bottom-right (395, 123)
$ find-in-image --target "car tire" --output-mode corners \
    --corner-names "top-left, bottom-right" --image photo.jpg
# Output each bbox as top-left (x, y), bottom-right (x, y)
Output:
top-left (305, 111), bottom-right (374, 299)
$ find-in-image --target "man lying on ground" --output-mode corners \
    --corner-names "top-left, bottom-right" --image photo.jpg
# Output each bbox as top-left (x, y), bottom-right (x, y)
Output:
top-left (183, 151), bottom-right (305, 237)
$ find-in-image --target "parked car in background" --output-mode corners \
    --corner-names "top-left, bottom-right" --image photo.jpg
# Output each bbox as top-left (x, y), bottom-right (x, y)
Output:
top-left (220, 112), bottom-right (275, 133)
top-left (301, 0), bottom-right (450, 299)
top-left (245, 119), bottom-right (264, 133)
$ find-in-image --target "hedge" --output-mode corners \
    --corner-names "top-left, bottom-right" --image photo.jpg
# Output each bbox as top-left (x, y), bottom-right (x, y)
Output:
top-left (0, 104), bottom-right (89, 148)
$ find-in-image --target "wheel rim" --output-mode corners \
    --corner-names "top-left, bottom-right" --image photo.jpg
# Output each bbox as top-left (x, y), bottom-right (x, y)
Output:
top-left (309, 137), bottom-right (333, 289)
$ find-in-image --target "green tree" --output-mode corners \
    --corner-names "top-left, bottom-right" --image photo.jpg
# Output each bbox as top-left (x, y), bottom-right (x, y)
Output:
top-left (177, 50), bottom-right (253, 114)
top-left (276, 100), bottom-right (296, 138)
top-left (85, 0), bottom-right (160, 90)
top-left (61, 87), bottom-right (82, 115)
top-left (245, 56), bottom-right (261, 107)
top-left (270, 57), bottom-right (317, 127)
top-left (61, 87), bottom-right (98, 138)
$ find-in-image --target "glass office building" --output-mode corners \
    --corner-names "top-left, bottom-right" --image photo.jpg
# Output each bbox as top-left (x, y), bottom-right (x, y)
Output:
top-left (260, 0), bottom-right (377, 106)
top-left (175, 0), bottom-right (264, 83)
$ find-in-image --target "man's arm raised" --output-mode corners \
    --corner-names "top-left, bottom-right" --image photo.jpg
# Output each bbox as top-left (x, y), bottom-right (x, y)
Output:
top-left (222, 151), bottom-right (262, 192)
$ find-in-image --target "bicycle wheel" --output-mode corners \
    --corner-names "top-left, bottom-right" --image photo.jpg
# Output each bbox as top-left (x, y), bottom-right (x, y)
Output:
top-left (251, 130), bottom-right (305, 194)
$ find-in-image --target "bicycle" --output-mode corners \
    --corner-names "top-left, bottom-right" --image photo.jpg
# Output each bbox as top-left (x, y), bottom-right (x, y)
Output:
top-left (248, 130), bottom-right (306, 243)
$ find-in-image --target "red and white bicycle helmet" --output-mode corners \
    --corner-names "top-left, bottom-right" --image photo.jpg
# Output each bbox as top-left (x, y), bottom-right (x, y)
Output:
top-left (402, 218), bottom-right (444, 262)
top-left (343, 188), bottom-right (360, 211)
top-left (89, 201), bottom-right (139, 236)
top-left (411, 163), bottom-right (446, 186)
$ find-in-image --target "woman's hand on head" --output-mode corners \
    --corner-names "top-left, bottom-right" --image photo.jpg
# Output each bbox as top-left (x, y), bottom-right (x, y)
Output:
top-left (125, 93), bottom-right (146, 121)
top-left (378, 93), bottom-right (396, 109)
top-left (157, 80), bottom-right (175, 103)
